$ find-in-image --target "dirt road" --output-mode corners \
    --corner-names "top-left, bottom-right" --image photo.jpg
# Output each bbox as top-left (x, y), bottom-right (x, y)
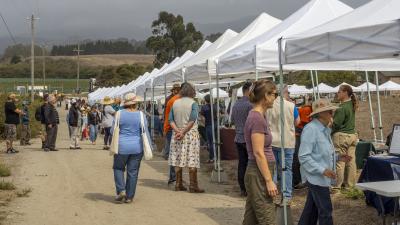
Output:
top-left (4, 107), bottom-right (244, 225)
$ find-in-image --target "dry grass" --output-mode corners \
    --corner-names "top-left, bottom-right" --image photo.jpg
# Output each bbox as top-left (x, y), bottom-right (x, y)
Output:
top-left (0, 181), bottom-right (15, 191)
top-left (0, 164), bottom-right (11, 177)
top-left (49, 54), bottom-right (155, 67)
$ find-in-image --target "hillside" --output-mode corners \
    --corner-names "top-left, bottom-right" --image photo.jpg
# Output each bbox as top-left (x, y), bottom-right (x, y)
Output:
top-left (41, 54), bottom-right (155, 67)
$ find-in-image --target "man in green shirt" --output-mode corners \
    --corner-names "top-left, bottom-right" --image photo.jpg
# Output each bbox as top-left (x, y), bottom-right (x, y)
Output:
top-left (332, 85), bottom-right (358, 190)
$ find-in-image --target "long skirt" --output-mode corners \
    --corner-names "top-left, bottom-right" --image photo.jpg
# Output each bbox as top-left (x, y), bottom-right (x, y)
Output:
top-left (169, 128), bottom-right (200, 168)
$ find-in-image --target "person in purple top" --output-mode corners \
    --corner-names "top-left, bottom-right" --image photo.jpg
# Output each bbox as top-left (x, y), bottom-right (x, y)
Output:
top-left (242, 80), bottom-right (278, 225)
top-left (231, 81), bottom-right (253, 197)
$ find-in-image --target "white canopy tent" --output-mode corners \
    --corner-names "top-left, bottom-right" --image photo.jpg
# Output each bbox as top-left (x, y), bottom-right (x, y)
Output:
top-left (312, 83), bottom-right (336, 94)
top-left (379, 80), bottom-right (400, 91)
top-left (357, 82), bottom-right (377, 92)
top-left (289, 84), bottom-right (312, 95)
top-left (283, 0), bottom-right (400, 71)
top-left (184, 13), bottom-right (281, 80)
top-left (333, 82), bottom-right (358, 92)
top-left (205, 88), bottom-right (229, 98)
top-left (218, 0), bottom-right (353, 74)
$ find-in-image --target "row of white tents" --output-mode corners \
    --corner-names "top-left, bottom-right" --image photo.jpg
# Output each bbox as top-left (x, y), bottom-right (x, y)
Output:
top-left (89, 0), bottom-right (400, 220)
top-left (289, 80), bottom-right (400, 95)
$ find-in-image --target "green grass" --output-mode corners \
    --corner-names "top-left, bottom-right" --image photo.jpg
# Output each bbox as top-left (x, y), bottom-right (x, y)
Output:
top-left (0, 181), bottom-right (15, 190)
top-left (341, 187), bottom-right (365, 200)
top-left (0, 165), bottom-right (11, 177)
top-left (0, 78), bottom-right (89, 94)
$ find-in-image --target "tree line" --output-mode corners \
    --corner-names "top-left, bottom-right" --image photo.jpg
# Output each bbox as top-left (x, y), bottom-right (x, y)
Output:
top-left (51, 39), bottom-right (150, 56)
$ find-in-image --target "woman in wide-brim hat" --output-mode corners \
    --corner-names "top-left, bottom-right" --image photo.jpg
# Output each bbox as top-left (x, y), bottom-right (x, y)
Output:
top-left (101, 96), bottom-right (116, 150)
top-left (111, 92), bottom-right (151, 203)
top-left (298, 99), bottom-right (352, 225)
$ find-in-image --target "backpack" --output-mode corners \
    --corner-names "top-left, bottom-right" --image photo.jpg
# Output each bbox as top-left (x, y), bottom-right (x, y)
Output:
top-left (35, 106), bottom-right (42, 121)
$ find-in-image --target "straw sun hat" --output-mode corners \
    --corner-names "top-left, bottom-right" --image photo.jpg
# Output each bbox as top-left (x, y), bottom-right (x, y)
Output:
top-left (309, 99), bottom-right (339, 117)
top-left (123, 93), bottom-right (142, 106)
top-left (101, 96), bottom-right (114, 105)
top-left (171, 83), bottom-right (181, 91)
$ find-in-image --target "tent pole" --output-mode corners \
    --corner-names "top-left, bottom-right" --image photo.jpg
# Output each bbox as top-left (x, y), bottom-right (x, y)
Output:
top-left (182, 68), bottom-right (185, 82)
top-left (216, 60), bottom-right (221, 183)
top-left (375, 71), bottom-right (384, 142)
top-left (151, 83), bottom-right (155, 143)
top-left (365, 71), bottom-right (377, 142)
top-left (310, 71), bottom-right (316, 101)
top-left (315, 71), bottom-right (320, 99)
top-left (164, 74), bottom-right (167, 103)
top-left (278, 38), bottom-right (288, 225)
top-left (207, 60), bottom-right (217, 171)
top-left (255, 45), bottom-right (259, 81)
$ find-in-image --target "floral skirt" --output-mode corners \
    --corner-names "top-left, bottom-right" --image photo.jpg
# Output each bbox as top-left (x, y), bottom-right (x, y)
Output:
top-left (169, 128), bottom-right (200, 168)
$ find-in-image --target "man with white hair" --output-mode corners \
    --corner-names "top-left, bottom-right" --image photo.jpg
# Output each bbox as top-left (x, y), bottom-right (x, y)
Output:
top-left (44, 94), bottom-right (60, 151)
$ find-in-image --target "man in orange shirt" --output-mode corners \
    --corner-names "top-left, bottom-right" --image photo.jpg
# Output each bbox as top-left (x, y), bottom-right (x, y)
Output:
top-left (163, 83), bottom-right (181, 185)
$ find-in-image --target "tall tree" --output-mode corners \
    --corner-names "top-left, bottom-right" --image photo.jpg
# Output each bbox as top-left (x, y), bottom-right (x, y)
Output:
top-left (146, 11), bottom-right (203, 67)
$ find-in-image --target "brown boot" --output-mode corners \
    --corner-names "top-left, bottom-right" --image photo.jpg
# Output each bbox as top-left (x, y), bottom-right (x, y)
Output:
top-left (175, 167), bottom-right (187, 191)
top-left (189, 168), bottom-right (205, 193)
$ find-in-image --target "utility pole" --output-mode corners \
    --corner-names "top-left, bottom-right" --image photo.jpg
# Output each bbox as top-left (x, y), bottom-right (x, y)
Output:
top-left (42, 44), bottom-right (46, 91)
top-left (73, 43), bottom-right (83, 94)
top-left (27, 14), bottom-right (39, 102)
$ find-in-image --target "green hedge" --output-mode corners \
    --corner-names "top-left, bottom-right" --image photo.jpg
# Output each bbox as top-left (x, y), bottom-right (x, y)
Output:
top-left (0, 94), bottom-right (42, 140)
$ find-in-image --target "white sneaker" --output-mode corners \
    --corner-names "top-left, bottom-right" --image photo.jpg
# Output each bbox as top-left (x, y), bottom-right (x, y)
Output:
top-left (115, 191), bottom-right (126, 203)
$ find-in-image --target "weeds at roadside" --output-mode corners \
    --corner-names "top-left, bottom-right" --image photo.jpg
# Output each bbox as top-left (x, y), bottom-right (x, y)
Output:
top-left (16, 188), bottom-right (32, 197)
top-left (0, 181), bottom-right (15, 191)
top-left (0, 165), bottom-right (11, 177)
top-left (341, 187), bottom-right (364, 200)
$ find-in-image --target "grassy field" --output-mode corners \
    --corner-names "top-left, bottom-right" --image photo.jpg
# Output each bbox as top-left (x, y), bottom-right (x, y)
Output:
top-left (48, 54), bottom-right (154, 67)
top-left (0, 78), bottom-right (89, 94)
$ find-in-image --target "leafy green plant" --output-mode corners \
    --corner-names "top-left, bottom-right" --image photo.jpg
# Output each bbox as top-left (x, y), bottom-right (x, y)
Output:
top-left (0, 164), bottom-right (11, 177)
top-left (341, 187), bottom-right (365, 200)
top-left (0, 181), bottom-right (15, 190)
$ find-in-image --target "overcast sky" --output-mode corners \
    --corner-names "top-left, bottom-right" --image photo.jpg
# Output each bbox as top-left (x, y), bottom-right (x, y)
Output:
top-left (1, 0), bottom-right (369, 41)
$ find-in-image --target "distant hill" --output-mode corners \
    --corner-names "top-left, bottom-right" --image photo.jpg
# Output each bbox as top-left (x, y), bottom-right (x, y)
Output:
top-left (48, 54), bottom-right (155, 67)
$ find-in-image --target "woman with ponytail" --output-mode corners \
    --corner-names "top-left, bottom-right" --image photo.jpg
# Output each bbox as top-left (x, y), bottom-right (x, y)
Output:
top-left (332, 84), bottom-right (358, 190)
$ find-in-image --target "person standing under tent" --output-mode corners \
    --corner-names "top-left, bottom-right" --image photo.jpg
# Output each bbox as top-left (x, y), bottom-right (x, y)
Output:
top-left (44, 94), bottom-right (60, 152)
top-left (88, 105), bottom-right (101, 145)
top-left (101, 96), bottom-right (116, 150)
top-left (169, 82), bottom-right (204, 193)
top-left (200, 94), bottom-right (218, 164)
top-left (4, 93), bottom-right (23, 153)
top-left (39, 94), bottom-right (49, 150)
top-left (332, 84), bottom-right (358, 190)
top-left (298, 99), bottom-right (352, 225)
top-left (163, 83), bottom-right (181, 185)
top-left (69, 99), bottom-right (81, 150)
top-left (293, 96), bottom-right (313, 189)
top-left (242, 80), bottom-right (278, 225)
top-left (112, 93), bottom-right (150, 203)
top-left (112, 97), bottom-right (123, 111)
top-left (20, 101), bottom-right (31, 146)
top-left (231, 82), bottom-right (253, 197)
top-left (267, 85), bottom-right (300, 204)
top-left (65, 98), bottom-right (70, 110)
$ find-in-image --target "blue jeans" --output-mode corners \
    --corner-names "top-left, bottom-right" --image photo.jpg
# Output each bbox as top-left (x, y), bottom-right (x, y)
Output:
top-left (298, 182), bottom-right (333, 225)
top-left (165, 131), bottom-right (176, 182)
top-left (113, 153), bottom-right (143, 199)
top-left (272, 147), bottom-right (294, 199)
top-left (205, 125), bottom-right (215, 160)
top-left (89, 124), bottom-right (97, 143)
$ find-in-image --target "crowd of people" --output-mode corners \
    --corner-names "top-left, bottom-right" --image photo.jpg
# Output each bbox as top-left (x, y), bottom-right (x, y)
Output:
top-left (3, 80), bottom-right (359, 224)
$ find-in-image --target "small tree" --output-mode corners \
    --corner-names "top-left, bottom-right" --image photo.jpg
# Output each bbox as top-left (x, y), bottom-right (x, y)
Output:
top-left (10, 55), bottom-right (22, 64)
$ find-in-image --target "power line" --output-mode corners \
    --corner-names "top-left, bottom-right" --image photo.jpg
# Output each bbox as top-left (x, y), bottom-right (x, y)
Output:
top-left (0, 11), bottom-right (17, 45)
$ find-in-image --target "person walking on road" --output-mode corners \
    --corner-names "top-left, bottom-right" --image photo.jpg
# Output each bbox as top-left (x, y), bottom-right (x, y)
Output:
top-left (20, 101), bottom-right (31, 146)
top-left (101, 96), bottom-right (116, 150)
top-left (44, 95), bottom-right (60, 152)
top-left (332, 84), bottom-right (358, 190)
top-left (39, 94), bottom-right (49, 149)
top-left (112, 93), bottom-right (150, 203)
top-left (231, 81), bottom-right (253, 197)
top-left (168, 82), bottom-right (204, 193)
top-left (69, 99), bottom-right (81, 150)
top-left (242, 80), bottom-right (278, 225)
top-left (4, 93), bottom-right (23, 153)
top-left (88, 105), bottom-right (101, 145)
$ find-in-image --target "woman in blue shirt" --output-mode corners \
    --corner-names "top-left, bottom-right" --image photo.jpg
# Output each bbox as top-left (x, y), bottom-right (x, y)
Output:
top-left (298, 99), bottom-right (351, 225)
top-left (112, 93), bottom-right (150, 203)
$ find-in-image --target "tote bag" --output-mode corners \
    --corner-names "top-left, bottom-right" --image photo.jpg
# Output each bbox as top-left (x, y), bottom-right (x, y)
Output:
top-left (109, 111), bottom-right (121, 155)
top-left (140, 112), bottom-right (153, 160)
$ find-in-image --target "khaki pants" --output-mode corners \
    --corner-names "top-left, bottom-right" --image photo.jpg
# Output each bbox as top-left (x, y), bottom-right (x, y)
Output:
top-left (333, 132), bottom-right (358, 188)
top-left (243, 161), bottom-right (276, 225)
top-left (20, 124), bottom-right (31, 145)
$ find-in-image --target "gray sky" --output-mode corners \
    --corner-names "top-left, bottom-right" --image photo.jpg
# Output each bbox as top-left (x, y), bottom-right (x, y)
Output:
top-left (1, 0), bottom-right (369, 42)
